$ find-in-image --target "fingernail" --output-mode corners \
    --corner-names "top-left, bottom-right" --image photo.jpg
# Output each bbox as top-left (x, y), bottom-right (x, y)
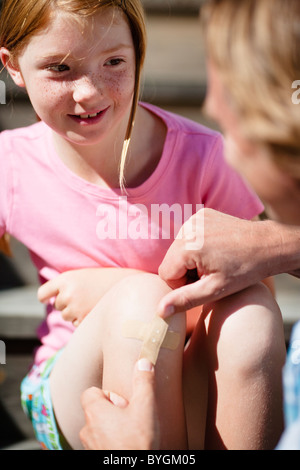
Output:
top-left (109, 392), bottom-right (127, 407)
top-left (137, 358), bottom-right (154, 372)
top-left (165, 305), bottom-right (175, 316)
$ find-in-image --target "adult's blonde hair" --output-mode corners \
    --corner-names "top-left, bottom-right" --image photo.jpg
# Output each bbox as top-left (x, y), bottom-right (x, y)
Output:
top-left (202, 0), bottom-right (300, 180)
top-left (0, 0), bottom-right (147, 190)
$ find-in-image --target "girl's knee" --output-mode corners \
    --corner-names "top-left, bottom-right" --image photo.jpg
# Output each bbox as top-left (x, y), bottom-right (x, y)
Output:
top-left (109, 272), bottom-right (179, 321)
top-left (100, 273), bottom-right (187, 417)
top-left (118, 272), bottom-right (172, 299)
top-left (101, 272), bottom-right (186, 355)
top-left (204, 282), bottom-right (286, 375)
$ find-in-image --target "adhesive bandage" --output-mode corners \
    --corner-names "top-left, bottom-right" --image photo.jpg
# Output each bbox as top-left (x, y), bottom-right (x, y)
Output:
top-left (122, 316), bottom-right (180, 365)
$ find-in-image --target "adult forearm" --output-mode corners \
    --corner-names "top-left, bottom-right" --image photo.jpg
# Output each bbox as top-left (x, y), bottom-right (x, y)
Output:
top-left (262, 221), bottom-right (300, 278)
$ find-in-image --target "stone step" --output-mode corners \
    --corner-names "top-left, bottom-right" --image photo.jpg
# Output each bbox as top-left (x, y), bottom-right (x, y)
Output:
top-left (142, 0), bottom-right (204, 15)
top-left (0, 287), bottom-right (43, 340)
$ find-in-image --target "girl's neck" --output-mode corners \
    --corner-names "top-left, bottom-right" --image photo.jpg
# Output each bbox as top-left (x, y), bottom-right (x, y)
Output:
top-left (52, 121), bottom-right (128, 189)
top-left (51, 105), bottom-right (167, 190)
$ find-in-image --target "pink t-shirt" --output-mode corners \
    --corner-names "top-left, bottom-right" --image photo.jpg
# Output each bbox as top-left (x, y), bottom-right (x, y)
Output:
top-left (0, 102), bottom-right (264, 365)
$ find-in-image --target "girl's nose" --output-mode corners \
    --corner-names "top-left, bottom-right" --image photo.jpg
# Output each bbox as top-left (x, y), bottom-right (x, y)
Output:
top-left (72, 75), bottom-right (102, 103)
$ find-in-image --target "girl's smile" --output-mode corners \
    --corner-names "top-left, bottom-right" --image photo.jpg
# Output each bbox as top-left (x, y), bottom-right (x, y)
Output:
top-left (68, 106), bottom-right (110, 126)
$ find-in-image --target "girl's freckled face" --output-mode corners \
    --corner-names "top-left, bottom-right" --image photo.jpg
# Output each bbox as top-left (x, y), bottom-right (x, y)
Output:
top-left (16, 7), bottom-right (136, 146)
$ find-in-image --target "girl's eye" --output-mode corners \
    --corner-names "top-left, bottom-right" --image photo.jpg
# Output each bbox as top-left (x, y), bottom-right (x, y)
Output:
top-left (105, 58), bottom-right (124, 66)
top-left (47, 64), bottom-right (70, 73)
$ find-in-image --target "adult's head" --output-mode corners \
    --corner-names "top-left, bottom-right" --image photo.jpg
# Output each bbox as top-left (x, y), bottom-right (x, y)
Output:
top-left (202, 0), bottom-right (300, 223)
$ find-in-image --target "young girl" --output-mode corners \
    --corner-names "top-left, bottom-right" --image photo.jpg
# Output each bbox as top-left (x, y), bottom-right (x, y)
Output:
top-left (0, 0), bottom-right (285, 449)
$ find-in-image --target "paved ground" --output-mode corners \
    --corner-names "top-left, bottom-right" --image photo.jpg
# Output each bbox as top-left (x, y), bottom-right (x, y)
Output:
top-left (0, 8), bottom-right (299, 450)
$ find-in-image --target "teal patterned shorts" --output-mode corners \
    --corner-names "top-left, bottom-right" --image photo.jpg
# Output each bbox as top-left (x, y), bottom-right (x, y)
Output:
top-left (21, 351), bottom-right (64, 450)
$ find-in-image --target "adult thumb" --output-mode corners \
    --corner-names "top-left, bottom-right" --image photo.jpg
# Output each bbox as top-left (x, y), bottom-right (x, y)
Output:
top-left (132, 358), bottom-right (155, 403)
top-left (132, 358), bottom-right (160, 450)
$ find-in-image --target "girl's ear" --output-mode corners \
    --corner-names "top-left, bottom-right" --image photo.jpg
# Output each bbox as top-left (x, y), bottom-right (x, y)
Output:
top-left (0, 48), bottom-right (26, 88)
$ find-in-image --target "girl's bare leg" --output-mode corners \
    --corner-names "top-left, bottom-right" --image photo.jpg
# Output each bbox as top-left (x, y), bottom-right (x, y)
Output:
top-left (183, 313), bottom-right (208, 450)
top-left (49, 273), bottom-right (187, 450)
top-left (203, 282), bottom-right (286, 450)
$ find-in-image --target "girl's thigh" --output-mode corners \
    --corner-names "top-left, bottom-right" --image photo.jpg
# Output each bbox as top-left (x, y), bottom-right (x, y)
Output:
top-left (49, 272), bottom-right (188, 450)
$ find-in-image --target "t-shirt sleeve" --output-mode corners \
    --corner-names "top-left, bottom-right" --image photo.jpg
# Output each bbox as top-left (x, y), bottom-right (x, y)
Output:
top-left (0, 132), bottom-right (13, 237)
top-left (200, 134), bottom-right (264, 219)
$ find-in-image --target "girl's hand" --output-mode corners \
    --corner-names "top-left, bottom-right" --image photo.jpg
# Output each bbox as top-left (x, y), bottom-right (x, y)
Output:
top-left (37, 269), bottom-right (105, 326)
top-left (38, 267), bottom-right (140, 326)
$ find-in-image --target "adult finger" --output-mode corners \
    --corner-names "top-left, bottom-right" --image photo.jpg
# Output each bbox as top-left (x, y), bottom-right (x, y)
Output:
top-left (81, 387), bottom-right (128, 411)
top-left (157, 275), bottom-right (224, 318)
top-left (158, 249), bottom-right (194, 289)
top-left (105, 391), bottom-right (128, 408)
top-left (81, 386), bottom-right (107, 410)
top-left (80, 387), bottom-right (111, 450)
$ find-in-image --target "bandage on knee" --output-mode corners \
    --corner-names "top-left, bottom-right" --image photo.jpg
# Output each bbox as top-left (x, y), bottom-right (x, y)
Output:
top-left (122, 316), bottom-right (180, 365)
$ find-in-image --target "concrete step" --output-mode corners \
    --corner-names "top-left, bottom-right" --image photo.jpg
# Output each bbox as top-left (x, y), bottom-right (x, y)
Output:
top-left (0, 286), bottom-right (43, 340)
top-left (142, 0), bottom-right (204, 16)
top-left (1, 439), bottom-right (41, 450)
top-left (143, 13), bottom-right (207, 106)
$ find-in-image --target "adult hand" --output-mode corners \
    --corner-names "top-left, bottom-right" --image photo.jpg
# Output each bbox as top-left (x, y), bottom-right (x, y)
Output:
top-left (158, 208), bottom-right (281, 318)
top-left (80, 359), bottom-right (160, 450)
